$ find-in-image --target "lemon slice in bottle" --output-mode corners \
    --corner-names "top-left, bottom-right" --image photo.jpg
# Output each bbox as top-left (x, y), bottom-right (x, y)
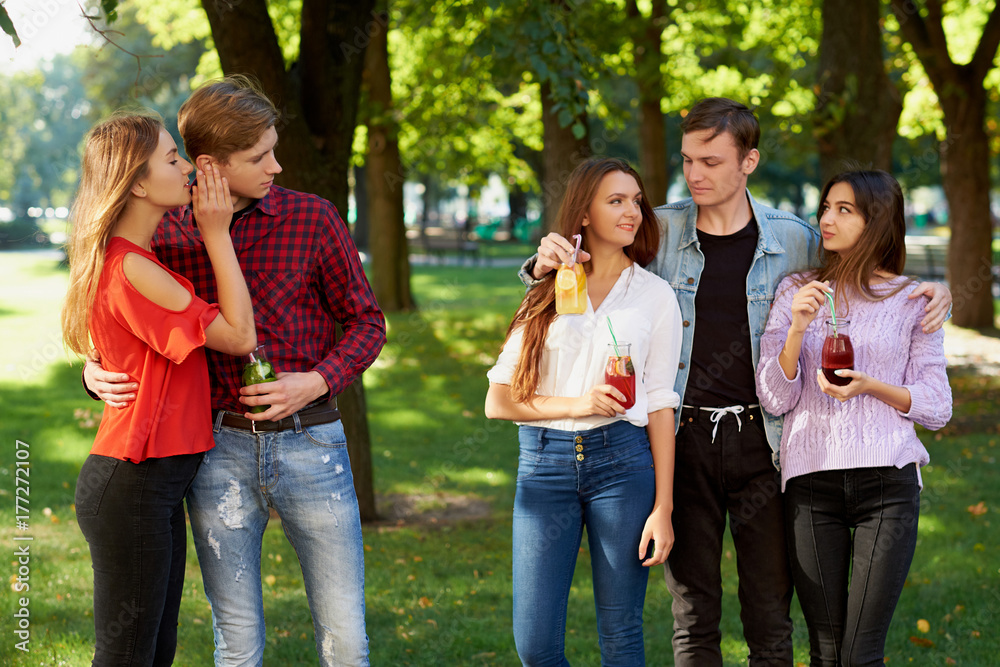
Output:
top-left (556, 266), bottom-right (577, 290)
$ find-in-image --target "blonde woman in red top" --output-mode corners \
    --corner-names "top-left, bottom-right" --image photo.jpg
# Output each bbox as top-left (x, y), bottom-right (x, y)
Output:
top-left (61, 112), bottom-right (256, 666)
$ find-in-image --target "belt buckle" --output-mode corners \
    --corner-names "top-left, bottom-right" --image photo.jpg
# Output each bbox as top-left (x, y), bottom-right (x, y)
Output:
top-left (251, 418), bottom-right (259, 434)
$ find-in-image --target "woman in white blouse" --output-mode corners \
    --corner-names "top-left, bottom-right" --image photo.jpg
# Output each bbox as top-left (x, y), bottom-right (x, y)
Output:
top-left (486, 157), bottom-right (683, 666)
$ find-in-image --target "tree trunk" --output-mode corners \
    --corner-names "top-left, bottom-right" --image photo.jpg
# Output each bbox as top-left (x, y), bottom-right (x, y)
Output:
top-left (940, 84), bottom-right (995, 328)
top-left (353, 164), bottom-right (370, 251)
top-left (508, 182), bottom-right (528, 234)
top-left (815, 0), bottom-right (902, 185)
top-left (888, 0), bottom-right (1000, 329)
top-left (200, 0), bottom-right (382, 521)
top-left (364, 6), bottom-right (414, 313)
top-left (627, 0), bottom-right (669, 206)
top-left (540, 80), bottom-right (590, 234)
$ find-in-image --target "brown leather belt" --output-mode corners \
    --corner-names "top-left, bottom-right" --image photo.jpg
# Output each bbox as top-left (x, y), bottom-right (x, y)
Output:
top-left (218, 400), bottom-right (340, 433)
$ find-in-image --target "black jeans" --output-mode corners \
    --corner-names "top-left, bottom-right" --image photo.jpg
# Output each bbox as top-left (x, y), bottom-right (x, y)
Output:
top-left (664, 407), bottom-right (794, 666)
top-left (76, 452), bottom-right (203, 666)
top-left (784, 464), bottom-right (920, 667)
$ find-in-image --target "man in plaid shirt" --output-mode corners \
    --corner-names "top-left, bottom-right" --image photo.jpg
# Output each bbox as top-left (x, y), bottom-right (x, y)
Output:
top-left (84, 76), bottom-right (384, 666)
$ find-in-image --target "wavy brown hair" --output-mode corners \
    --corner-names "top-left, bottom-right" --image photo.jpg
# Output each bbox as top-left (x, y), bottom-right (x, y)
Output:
top-left (502, 157), bottom-right (660, 402)
top-left (61, 112), bottom-right (163, 356)
top-left (178, 74), bottom-right (278, 163)
top-left (806, 169), bottom-right (912, 314)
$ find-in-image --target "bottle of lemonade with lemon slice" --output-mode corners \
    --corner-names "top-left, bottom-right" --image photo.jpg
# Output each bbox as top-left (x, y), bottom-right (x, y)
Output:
top-left (555, 234), bottom-right (587, 314)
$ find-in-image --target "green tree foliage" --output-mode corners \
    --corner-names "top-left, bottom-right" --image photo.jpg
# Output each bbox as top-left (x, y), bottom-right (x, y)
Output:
top-left (0, 5), bottom-right (205, 214)
top-left (388, 1), bottom-right (541, 202)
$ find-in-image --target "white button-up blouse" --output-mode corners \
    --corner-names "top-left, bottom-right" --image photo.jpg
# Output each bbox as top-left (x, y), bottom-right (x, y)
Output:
top-left (488, 264), bottom-right (683, 431)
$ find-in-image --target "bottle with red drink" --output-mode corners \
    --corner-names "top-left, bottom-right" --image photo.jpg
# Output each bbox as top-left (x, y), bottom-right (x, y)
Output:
top-left (604, 343), bottom-right (636, 410)
top-left (821, 318), bottom-right (854, 386)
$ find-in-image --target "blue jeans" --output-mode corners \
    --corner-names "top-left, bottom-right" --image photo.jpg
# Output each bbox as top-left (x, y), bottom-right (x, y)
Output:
top-left (76, 452), bottom-right (203, 666)
top-left (513, 421), bottom-right (655, 667)
top-left (187, 418), bottom-right (369, 666)
top-left (784, 464), bottom-right (920, 667)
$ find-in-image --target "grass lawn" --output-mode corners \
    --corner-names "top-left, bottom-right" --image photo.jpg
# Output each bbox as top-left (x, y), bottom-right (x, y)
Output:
top-left (1, 251), bottom-right (998, 666)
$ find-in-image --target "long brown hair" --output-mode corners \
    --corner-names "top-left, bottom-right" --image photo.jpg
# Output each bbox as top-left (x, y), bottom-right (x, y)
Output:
top-left (809, 169), bottom-right (911, 314)
top-left (61, 112), bottom-right (163, 356)
top-left (503, 157), bottom-right (660, 402)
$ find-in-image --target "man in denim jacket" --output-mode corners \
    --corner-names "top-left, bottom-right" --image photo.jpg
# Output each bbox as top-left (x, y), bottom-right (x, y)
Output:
top-left (520, 97), bottom-right (951, 666)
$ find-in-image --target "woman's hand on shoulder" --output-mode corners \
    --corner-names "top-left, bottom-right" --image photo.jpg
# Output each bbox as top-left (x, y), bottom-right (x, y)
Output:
top-left (192, 165), bottom-right (233, 239)
top-left (790, 280), bottom-right (832, 334)
top-left (572, 384), bottom-right (628, 419)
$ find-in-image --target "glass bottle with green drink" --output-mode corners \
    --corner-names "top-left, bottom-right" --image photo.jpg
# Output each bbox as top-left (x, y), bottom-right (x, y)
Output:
top-left (242, 344), bottom-right (277, 413)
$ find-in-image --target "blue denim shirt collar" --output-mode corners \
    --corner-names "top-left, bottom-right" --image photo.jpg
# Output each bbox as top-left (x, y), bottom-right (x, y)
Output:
top-left (676, 190), bottom-right (786, 254)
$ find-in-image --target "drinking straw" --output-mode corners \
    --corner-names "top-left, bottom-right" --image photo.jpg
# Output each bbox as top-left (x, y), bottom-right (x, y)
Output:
top-left (570, 234), bottom-right (583, 267)
top-left (606, 316), bottom-right (621, 357)
top-left (824, 290), bottom-right (837, 335)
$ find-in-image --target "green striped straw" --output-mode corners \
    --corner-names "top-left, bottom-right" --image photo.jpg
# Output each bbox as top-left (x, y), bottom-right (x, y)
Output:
top-left (606, 317), bottom-right (621, 357)
top-left (825, 290), bottom-right (837, 336)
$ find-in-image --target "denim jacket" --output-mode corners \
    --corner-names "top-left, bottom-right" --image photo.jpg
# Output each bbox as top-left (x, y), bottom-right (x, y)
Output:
top-left (646, 191), bottom-right (821, 465)
top-left (517, 190), bottom-right (820, 467)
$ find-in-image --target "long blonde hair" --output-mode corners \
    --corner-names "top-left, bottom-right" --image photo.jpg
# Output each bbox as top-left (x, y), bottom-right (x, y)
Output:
top-left (61, 112), bottom-right (163, 356)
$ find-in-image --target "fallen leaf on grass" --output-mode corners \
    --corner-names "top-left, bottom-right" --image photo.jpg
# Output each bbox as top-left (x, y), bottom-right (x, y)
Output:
top-left (909, 636), bottom-right (935, 648)
top-left (916, 619), bottom-right (930, 633)
top-left (945, 658), bottom-right (957, 665)
top-left (967, 501), bottom-right (988, 517)
top-left (418, 596), bottom-right (433, 608)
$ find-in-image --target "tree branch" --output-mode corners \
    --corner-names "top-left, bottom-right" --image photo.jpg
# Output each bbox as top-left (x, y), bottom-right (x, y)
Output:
top-left (79, 2), bottom-right (162, 92)
top-left (971, 4), bottom-right (1000, 83)
top-left (889, 0), bottom-right (954, 92)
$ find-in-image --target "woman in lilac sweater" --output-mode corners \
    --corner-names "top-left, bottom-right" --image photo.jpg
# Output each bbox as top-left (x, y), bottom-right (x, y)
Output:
top-left (755, 169), bottom-right (951, 667)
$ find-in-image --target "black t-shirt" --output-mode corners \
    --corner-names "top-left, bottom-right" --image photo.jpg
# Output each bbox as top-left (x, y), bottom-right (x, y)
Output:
top-left (230, 202), bottom-right (257, 229)
top-left (683, 216), bottom-right (759, 407)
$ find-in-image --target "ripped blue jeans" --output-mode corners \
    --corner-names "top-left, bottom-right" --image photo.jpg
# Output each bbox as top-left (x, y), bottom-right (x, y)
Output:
top-left (187, 417), bottom-right (368, 667)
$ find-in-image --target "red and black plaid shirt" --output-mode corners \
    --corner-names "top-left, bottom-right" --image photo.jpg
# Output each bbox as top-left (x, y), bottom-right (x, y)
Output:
top-left (153, 185), bottom-right (386, 413)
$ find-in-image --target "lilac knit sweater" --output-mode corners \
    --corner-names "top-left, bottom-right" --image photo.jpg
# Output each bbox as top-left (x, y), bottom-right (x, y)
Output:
top-left (756, 274), bottom-right (952, 489)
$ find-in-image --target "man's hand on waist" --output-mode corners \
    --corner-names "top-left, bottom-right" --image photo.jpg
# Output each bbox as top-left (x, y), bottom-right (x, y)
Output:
top-left (239, 370), bottom-right (330, 421)
top-left (84, 349), bottom-right (137, 409)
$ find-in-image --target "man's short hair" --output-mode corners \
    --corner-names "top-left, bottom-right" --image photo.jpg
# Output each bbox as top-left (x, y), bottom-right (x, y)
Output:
top-left (178, 75), bottom-right (279, 163)
top-left (680, 98), bottom-right (760, 160)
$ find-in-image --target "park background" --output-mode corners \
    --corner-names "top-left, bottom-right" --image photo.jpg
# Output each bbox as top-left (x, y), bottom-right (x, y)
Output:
top-left (2, 0), bottom-right (1000, 664)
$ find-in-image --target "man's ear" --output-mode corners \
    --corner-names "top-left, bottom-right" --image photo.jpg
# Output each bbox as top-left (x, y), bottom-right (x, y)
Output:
top-left (742, 148), bottom-right (760, 176)
top-left (195, 155), bottom-right (217, 172)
